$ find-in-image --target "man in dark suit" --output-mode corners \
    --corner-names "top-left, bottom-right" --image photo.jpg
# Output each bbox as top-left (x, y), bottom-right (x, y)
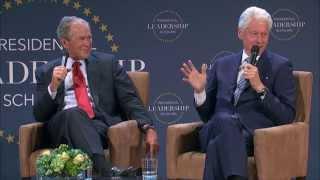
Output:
top-left (181, 6), bottom-right (295, 180)
top-left (33, 16), bottom-right (158, 176)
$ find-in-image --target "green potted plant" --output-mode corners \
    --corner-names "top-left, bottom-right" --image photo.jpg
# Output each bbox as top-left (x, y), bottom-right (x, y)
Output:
top-left (36, 144), bottom-right (92, 179)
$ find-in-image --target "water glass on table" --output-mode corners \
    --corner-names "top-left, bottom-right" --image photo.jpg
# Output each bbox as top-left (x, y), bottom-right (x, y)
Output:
top-left (141, 157), bottom-right (157, 180)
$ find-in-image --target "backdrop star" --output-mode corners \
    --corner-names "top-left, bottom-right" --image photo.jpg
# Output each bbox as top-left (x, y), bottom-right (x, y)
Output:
top-left (92, 15), bottom-right (100, 24)
top-left (3, 1), bottom-right (12, 10)
top-left (100, 24), bottom-right (108, 32)
top-left (6, 134), bottom-right (15, 144)
top-left (83, 8), bottom-right (91, 16)
top-left (0, 130), bottom-right (4, 137)
top-left (15, 0), bottom-right (23, 6)
top-left (111, 43), bottom-right (119, 52)
top-left (73, 1), bottom-right (81, 10)
top-left (105, 33), bottom-right (114, 42)
top-left (62, 0), bottom-right (71, 6)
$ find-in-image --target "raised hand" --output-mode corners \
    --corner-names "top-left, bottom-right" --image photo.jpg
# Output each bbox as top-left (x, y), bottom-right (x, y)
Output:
top-left (49, 65), bottom-right (68, 92)
top-left (181, 60), bottom-right (207, 93)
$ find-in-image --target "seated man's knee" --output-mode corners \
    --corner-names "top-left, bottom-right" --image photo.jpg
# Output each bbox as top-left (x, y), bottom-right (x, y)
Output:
top-left (210, 113), bottom-right (239, 132)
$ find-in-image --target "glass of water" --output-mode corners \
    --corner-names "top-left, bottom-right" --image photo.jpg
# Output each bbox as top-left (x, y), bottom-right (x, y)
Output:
top-left (141, 158), bottom-right (157, 180)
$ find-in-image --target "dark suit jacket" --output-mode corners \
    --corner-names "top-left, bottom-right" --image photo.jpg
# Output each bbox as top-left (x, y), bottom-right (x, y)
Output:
top-left (33, 51), bottom-right (151, 128)
top-left (197, 50), bottom-right (296, 133)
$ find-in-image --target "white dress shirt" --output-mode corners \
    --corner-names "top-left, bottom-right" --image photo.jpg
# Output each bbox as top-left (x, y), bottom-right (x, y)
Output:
top-left (48, 57), bottom-right (94, 110)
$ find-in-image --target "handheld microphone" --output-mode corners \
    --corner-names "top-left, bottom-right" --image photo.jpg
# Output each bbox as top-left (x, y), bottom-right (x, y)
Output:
top-left (63, 52), bottom-right (69, 67)
top-left (250, 45), bottom-right (260, 66)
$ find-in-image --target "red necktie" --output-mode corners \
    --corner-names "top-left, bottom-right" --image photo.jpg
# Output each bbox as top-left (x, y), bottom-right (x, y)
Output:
top-left (72, 61), bottom-right (95, 119)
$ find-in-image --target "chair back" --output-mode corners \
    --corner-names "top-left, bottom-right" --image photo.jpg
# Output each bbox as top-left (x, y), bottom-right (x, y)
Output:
top-left (127, 72), bottom-right (149, 106)
top-left (293, 71), bottom-right (313, 123)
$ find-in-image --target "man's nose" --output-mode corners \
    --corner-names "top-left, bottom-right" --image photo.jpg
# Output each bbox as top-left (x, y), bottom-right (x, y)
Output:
top-left (256, 34), bottom-right (264, 44)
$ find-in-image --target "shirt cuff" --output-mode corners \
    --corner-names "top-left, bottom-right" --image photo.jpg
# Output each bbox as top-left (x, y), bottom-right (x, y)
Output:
top-left (141, 124), bottom-right (155, 134)
top-left (194, 90), bottom-right (206, 106)
top-left (48, 85), bottom-right (57, 100)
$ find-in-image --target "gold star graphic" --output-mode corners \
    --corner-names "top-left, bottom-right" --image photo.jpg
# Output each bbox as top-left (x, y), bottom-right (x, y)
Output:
top-left (63, 0), bottom-right (71, 6)
top-left (3, 1), bottom-right (12, 10)
top-left (105, 33), bottom-right (114, 42)
top-left (73, 1), bottom-right (81, 10)
top-left (100, 24), bottom-right (108, 32)
top-left (92, 15), bottom-right (100, 24)
top-left (15, 0), bottom-right (23, 6)
top-left (0, 130), bottom-right (4, 137)
top-left (111, 43), bottom-right (119, 52)
top-left (6, 134), bottom-right (15, 144)
top-left (83, 8), bottom-right (91, 16)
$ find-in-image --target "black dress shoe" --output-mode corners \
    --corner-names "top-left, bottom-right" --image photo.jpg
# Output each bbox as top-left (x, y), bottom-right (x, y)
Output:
top-left (110, 166), bottom-right (142, 177)
top-left (228, 175), bottom-right (247, 180)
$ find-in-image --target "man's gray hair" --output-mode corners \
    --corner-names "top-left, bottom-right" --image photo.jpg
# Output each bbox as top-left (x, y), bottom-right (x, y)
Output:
top-left (238, 6), bottom-right (273, 31)
top-left (56, 16), bottom-right (89, 39)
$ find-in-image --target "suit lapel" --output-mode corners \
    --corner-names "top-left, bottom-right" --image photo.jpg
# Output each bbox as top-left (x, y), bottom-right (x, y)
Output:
top-left (85, 54), bottom-right (100, 106)
top-left (256, 51), bottom-right (272, 88)
top-left (225, 52), bottom-right (242, 102)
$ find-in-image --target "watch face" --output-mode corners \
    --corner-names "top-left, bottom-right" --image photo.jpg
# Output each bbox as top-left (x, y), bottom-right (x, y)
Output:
top-left (258, 88), bottom-right (267, 100)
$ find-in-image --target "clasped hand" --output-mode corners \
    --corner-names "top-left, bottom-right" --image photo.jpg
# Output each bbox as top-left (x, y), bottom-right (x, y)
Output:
top-left (50, 65), bottom-right (68, 92)
top-left (241, 63), bottom-right (265, 92)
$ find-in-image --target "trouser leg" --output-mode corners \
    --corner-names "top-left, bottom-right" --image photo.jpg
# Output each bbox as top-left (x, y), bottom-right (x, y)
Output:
top-left (199, 112), bottom-right (251, 180)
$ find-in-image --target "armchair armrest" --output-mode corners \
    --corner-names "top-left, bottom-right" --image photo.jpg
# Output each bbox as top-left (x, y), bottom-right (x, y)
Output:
top-left (166, 122), bottom-right (203, 179)
top-left (254, 122), bottom-right (309, 180)
top-left (19, 122), bottom-right (45, 178)
top-left (108, 120), bottom-right (144, 169)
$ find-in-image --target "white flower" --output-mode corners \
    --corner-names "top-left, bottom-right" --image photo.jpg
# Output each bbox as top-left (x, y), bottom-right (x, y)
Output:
top-left (73, 154), bottom-right (85, 165)
top-left (41, 150), bottom-right (51, 156)
top-left (60, 152), bottom-right (70, 161)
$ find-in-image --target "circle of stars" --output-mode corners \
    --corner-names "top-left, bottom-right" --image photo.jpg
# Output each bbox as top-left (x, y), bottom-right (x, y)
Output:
top-left (1, 0), bottom-right (120, 53)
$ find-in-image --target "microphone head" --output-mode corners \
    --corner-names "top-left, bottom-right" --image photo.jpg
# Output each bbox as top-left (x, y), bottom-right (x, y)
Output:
top-left (250, 45), bottom-right (260, 65)
top-left (251, 45), bottom-right (260, 56)
top-left (63, 52), bottom-right (69, 67)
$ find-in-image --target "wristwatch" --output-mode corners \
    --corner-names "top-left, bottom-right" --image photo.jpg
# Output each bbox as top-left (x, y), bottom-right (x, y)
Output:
top-left (257, 87), bottom-right (268, 101)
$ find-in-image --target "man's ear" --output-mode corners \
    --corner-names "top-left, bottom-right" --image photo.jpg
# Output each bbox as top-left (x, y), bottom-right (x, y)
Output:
top-left (238, 28), bottom-right (243, 40)
top-left (60, 38), bottom-right (68, 49)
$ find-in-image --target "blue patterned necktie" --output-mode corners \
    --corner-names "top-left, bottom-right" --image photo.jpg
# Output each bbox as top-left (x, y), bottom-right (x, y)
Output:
top-left (233, 58), bottom-right (250, 106)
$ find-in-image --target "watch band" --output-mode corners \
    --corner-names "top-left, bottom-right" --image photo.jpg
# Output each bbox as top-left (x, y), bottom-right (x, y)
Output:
top-left (257, 87), bottom-right (268, 101)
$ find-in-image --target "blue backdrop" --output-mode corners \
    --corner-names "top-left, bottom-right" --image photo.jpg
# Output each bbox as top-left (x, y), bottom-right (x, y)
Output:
top-left (0, 0), bottom-right (319, 179)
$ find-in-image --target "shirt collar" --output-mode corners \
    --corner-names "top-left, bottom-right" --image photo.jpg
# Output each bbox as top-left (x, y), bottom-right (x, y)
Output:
top-left (242, 49), bottom-right (260, 63)
top-left (64, 57), bottom-right (85, 70)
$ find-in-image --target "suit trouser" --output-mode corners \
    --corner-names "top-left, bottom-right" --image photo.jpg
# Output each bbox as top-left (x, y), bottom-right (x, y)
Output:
top-left (47, 107), bottom-right (109, 157)
top-left (199, 112), bottom-right (253, 180)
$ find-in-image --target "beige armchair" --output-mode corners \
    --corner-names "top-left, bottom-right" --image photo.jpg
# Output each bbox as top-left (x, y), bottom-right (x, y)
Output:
top-left (19, 72), bottom-right (149, 178)
top-left (167, 71), bottom-right (313, 180)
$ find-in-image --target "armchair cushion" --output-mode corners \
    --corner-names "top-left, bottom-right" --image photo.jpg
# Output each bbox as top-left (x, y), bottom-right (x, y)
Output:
top-left (254, 122), bottom-right (308, 179)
